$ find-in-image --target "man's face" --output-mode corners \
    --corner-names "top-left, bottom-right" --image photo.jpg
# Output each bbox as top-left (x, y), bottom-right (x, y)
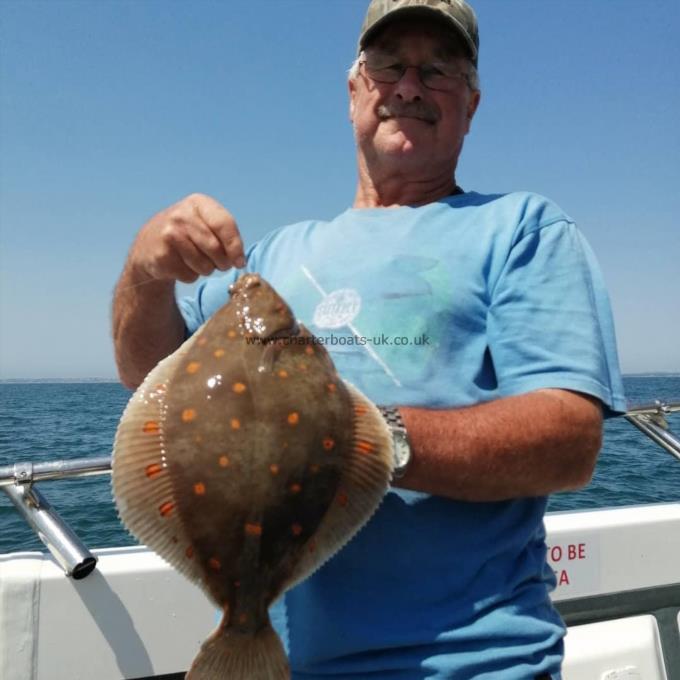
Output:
top-left (349, 18), bottom-right (480, 177)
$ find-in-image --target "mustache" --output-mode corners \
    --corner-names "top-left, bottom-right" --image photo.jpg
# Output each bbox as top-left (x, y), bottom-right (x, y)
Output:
top-left (377, 103), bottom-right (439, 124)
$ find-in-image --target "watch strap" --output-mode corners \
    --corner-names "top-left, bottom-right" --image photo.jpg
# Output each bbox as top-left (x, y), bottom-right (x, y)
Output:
top-left (378, 406), bottom-right (411, 478)
top-left (378, 406), bottom-right (405, 432)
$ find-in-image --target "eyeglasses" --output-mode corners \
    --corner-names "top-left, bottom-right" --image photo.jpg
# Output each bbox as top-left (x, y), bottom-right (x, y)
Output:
top-left (359, 51), bottom-right (470, 92)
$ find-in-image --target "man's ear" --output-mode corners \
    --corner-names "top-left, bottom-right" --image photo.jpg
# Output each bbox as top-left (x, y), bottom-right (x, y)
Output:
top-left (348, 77), bottom-right (357, 122)
top-left (464, 89), bottom-right (481, 133)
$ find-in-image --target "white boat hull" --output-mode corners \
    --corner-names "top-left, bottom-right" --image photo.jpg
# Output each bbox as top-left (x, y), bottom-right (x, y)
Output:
top-left (1, 503), bottom-right (679, 679)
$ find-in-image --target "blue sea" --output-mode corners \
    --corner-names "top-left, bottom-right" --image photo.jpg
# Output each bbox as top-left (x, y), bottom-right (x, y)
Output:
top-left (1, 377), bottom-right (679, 555)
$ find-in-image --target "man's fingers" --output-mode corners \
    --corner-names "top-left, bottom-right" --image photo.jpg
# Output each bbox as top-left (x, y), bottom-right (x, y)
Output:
top-left (142, 243), bottom-right (203, 283)
top-left (191, 194), bottom-right (246, 268)
top-left (187, 220), bottom-right (233, 271)
top-left (175, 268), bottom-right (201, 284)
top-left (132, 193), bottom-right (246, 283)
top-left (176, 235), bottom-right (217, 277)
top-left (217, 229), bottom-right (247, 269)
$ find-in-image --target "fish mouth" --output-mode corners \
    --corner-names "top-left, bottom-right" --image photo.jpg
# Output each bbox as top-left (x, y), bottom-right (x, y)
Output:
top-left (230, 273), bottom-right (299, 341)
top-left (229, 273), bottom-right (264, 296)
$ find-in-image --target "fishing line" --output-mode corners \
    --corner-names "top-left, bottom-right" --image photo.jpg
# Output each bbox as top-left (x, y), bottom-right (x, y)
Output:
top-left (118, 277), bottom-right (168, 292)
top-left (118, 267), bottom-right (246, 292)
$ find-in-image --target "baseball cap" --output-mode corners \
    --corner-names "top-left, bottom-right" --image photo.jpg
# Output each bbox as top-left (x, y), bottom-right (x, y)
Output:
top-left (358, 0), bottom-right (479, 67)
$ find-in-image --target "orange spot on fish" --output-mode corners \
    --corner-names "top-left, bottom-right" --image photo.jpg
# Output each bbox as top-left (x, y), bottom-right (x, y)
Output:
top-left (154, 383), bottom-right (166, 392)
top-left (159, 501), bottom-right (175, 517)
top-left (278, 369), bottom-right (288, 378)
top-left (227, 329), bottom-right (237, 339)
top-left (304, 345), bottom-right (314, 355)
top-left (354, 404), bottom-right (368, 416)
top-left (337, 490), bottom-right (349, 507)
top-left (298, 363), bottom-right (307, 372)
top-left (245, 523), bottom-right (263, 536)
top-left (145, 463), bottom-right (163, 478)
top-left (186, 361), bottom-right (201, 374)
top-left (185, 546), bottom-right (194, 559)
top-left (270, 464), bottom-right (280, 475)
top-left (182, 408), bottom-right (197, 422)
top-left (143, 420), bottom-right (160, 434)
top-left (193, 482), bottom-right (206, 496)
top-left (322, 437), bottom-right (335, 451)
top-left (208, 557), bottom-right (221, 571)
top-left (194, 434), bottom-right (203, 444)
top-left (356, 440), bottom-right (374, 455)
top-left (214, 348), bottom-right (225, 358)
top-left (230, 418), bottom-right (241, 430)
top-left (290, 483), bottom-right (302, 494)
top-left (287, 412), bottom-right (299, 425)
top-left (291, 523), bottom-right (303, 536)
top-left (309, 464), bottom-right (320, 474)
top-left (218, 455), bottom-right (230, 468)
top-left (197, 337), bottom-right (207, 346)
top-left (327, 382), bottom-right (337, 393)
top-left (232, 382), bottom-right (247, 394)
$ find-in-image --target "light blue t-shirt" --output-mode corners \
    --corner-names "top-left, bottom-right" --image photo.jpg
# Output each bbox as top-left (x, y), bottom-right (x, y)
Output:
top-left (180, 191), bottom-right (626, 679)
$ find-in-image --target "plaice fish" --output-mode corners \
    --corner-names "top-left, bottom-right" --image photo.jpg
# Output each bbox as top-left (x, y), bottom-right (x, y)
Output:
top-left (111, 273), bottom-right (394, 679)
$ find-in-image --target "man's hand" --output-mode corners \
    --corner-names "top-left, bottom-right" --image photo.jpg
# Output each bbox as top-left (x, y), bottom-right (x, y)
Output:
top-left (128, 193), bottom-right (245, 284)
top-left (112, 194), bottom-right (245, 389)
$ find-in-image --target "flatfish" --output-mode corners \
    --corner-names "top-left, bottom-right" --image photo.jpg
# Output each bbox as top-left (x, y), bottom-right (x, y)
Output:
top-left (111, 273), bottom-right (393, 679)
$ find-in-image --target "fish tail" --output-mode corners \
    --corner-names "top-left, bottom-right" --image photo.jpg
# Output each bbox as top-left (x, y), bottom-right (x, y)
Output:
top-left (185, 614), bottom-right (289, 680)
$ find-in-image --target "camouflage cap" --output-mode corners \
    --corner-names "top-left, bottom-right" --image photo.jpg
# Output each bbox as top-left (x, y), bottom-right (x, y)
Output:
top-left (358, 0), bottom-right (479, 67)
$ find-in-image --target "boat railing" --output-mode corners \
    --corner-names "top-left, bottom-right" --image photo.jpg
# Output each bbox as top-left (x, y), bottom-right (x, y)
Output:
top-left (1, 400), bottom-right (679, 580)
top-left (624, 399), bottom-right (680, 461)
top-left (0, 456), bottom-right (111, 579)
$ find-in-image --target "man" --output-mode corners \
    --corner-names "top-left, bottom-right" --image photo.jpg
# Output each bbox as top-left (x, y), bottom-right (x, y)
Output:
top-left (113, 1), bottom-right (625, 678)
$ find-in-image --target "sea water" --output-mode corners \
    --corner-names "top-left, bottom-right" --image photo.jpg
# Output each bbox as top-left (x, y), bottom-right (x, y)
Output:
top-left (1, 377), bottom-right (679, 554)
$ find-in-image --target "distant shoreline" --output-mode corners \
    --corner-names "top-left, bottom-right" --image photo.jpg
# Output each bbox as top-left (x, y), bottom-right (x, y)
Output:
top-left (0, 378), bottom-right (120, 384)
top-left (2, 374), bottom-right (679, 384)
top-left (622, 373), bottom-right (680, 378)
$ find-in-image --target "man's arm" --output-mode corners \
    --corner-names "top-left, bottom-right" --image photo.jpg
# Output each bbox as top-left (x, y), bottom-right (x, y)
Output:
top-left (113, 273), bottom-right (186, 389)
top-left (112, 193), bottom-right (245, 389)
top-left (396, 388), bottom-right (603, 501)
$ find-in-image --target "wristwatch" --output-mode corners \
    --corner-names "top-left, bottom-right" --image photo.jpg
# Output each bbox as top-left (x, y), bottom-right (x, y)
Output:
top-left (378, 406), bottom-right (412, 479)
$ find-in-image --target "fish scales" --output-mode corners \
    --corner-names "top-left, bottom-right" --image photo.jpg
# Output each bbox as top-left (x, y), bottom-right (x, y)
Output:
top-left (112, 273), bottom-right (394, 680)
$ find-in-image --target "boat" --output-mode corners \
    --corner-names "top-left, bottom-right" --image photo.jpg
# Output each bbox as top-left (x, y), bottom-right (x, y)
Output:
top-left (1, 400), bottom-right (679, 679)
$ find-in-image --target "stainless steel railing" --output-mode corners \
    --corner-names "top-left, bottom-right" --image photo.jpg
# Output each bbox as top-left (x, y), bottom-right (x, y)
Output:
top-left (624, 400), bottom-right (680, 462)
top-left (0, 456), bottom-right (111, 579)
top-left (0, 456), bottom-right (112, 487)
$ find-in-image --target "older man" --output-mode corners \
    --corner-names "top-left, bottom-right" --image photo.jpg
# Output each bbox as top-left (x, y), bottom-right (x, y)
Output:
top-left (113, 1), bottom-right (625, 678)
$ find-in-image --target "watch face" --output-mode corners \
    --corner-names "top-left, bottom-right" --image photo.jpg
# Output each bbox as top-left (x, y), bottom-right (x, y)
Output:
top-left (393, 431), bottom-right (411, 477)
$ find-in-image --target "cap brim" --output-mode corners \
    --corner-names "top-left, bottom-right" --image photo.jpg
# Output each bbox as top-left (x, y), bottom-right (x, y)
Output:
top-left (358, 6), bottom-right (477, 65)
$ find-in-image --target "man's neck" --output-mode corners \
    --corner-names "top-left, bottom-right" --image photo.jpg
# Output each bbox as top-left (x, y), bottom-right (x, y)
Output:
top-left (352, 156), bottom-right (459, 208)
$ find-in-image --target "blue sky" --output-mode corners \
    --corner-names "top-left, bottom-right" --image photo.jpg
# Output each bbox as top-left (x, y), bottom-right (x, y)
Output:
top-left (0, 0), bottom-right (678, 380)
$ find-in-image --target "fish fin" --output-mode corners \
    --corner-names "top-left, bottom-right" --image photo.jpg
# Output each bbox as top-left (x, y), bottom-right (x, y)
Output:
top-left (186, 614), bottom-right (289, 680)
top-left (112, 330), bottom-right (208, 590)
top-left (282, 381), bottom-right (394, 591)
